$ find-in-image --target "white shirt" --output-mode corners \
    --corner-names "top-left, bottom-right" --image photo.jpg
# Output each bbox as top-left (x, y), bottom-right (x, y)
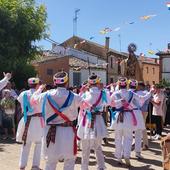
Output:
top-left (31, 87), bottom-right (82, 124)
top-left (152, 93), bottom-right (164, 116)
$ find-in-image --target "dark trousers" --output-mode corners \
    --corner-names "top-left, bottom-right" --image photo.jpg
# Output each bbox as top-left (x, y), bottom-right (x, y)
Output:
top-left (153, 115), bottom-right (163, 135)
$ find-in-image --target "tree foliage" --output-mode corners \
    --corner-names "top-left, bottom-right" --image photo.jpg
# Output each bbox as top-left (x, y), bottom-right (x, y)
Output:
top-left (160, 79), bottom-right (170, 88)
top-left (0, 0), bottom-right (47, 89)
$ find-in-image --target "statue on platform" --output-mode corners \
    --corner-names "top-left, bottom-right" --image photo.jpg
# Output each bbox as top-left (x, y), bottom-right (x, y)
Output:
top-left (120, 43), bottom-right (143, 81)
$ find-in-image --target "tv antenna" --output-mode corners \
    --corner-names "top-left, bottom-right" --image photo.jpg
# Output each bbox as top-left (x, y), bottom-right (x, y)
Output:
top-left (73, 9), bottom-right (80, 36)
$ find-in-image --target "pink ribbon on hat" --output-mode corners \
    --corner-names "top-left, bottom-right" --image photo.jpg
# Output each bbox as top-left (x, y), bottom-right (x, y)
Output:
top-left (131, 81), bottom-right (137, 86)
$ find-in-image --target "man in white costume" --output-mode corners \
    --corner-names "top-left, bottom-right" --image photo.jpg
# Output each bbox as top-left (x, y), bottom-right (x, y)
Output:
top-left (128, 79), bottom-right (152, 159)
top-left (111, 78), bottom-right (153, 166)
top-left (77, 73), bottom-right (111, 170)
top-left (0, 72), bottom-right (12, 91)
top-left (17, 77), bottom-right (43, 170)
top-left (31, 71), bottom-right (82, 170)
top-left (111, 77), bottom-right (134, 166)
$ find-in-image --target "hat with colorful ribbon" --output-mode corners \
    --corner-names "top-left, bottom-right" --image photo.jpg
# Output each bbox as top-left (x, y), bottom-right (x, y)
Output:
top-left (53, 71), bottom-right (68, 85)
top-left (28, 77), bottom-right (40, 85)
top-left (118, 77), bottom-right (128, 87)
top-left (88, 73), bottom-right (101, 85)
top-left (129, 79), bottom-right (138, 88)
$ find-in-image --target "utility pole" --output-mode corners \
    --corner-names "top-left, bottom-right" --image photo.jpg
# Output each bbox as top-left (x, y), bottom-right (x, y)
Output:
top-left (87, 57), bottom-right (91, 75)
top-left (73, 9), bottom-right (80, 36)
top-left (118, 34), bottom-right (121, 52)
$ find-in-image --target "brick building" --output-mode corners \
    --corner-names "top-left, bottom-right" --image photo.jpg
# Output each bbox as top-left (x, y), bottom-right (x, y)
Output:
top-left (33, 36), bottom-right (160, 86)
top-left (33, 47), bottom-right (107, 86)
top-left (156, 44), bottom-right (170, 81)
top-left (61, 36), bottom-right (127, 84)
top-left (138, 55), bottom-right (160, 85)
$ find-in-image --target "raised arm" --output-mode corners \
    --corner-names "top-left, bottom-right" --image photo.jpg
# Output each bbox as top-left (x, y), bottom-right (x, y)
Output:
top-left (110, 93), bottom-right (124, 108)
top-left (30, 85), bottom-right (47, 109)
top-left (0, 72), bottom-right (12, 91)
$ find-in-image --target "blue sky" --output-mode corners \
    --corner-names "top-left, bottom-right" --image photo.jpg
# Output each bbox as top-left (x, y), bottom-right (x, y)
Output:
top-left (36, 0), bottom-right (170, 57)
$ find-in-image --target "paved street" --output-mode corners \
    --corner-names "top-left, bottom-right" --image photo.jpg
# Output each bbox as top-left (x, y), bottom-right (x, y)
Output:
top-left (0, 128), bottom-right (166, 170)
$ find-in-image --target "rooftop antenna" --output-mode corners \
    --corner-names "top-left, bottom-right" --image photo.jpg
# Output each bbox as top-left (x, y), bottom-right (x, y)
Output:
top-left (73, 8), bottom-right (80, 36)
top-left (118, 34), bottom-right (122, 52)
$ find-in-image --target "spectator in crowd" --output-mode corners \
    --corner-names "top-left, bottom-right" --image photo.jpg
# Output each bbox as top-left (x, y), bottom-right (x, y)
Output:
top-left (137, 82), bottom-right (151, 150)
top-left (164, 88), bottom-right (170, 126)
top-left (5, 82), bottom-right (18, 99)
top-left (151, 84), bottom-right (165, 140)
top-left (1, 89), bottom-right (16, 140)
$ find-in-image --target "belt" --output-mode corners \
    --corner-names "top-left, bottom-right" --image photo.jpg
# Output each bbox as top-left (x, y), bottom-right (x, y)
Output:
top-left (22, 113), bottom-right (42, 145)
top-left (46, 121), bottom-right (74, 148)
top-left (91, 111), bottom-right (101, 129)
top-left (117, 108), bottom-right (138, 124)
top-left (91, 111), bottom-right (102, 115)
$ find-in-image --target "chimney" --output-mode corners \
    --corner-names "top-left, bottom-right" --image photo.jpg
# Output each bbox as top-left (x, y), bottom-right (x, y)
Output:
top-left (52, 43), bottom-right (57, 50)
top-left (105, 37), bottom-right (110, 51)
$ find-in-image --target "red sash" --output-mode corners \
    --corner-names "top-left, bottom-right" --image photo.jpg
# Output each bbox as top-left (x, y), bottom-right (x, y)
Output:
top-left (48, 98), bottom-right (78, 155)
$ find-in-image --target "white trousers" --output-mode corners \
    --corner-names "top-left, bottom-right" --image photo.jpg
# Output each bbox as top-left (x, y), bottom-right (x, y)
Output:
top-left (19, 142), bottom-right (41, 168)
top-left (45, 157), bottom-right (75, 170)
top-left (142, 112), bottom-right (149, 146)
top-left (81, 139), bottom-right (105, 170)
top-left (135, 129), bottom-right (143, 153)
top-left (115, 129), bottom-right (133, 159)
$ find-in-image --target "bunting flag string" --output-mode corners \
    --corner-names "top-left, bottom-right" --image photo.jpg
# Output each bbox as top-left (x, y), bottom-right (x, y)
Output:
top-left (166, 2), bottom-right (170, 10)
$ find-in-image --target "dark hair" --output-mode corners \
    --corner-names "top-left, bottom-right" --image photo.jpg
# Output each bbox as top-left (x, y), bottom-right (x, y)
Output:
top-left (138, 81), bottom-right (145, 87)
top-left (46, 84), bottom-right (53, 90)
top-left (119, 86), bottom-right (127, 89)
top-left (129, 85), bottom-right (136, 89)
top-left (29, 84), bottom-right (38, 89)
top-left (89, 73), bottom-right (97, 80)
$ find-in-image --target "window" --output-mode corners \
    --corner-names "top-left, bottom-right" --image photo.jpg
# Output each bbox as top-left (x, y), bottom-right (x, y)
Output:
top-left (152, 68), bottom-right (155, 74)
top-left (47, 69), bottom-right (53, 75)
top-left (153, 81), bottom-right (155, 85)
top-left (110, 57), bottom-right (113, 68)
top-left (146, 67), bottom-right (149, 74)
top-left (73, 72), bottom-right (81, 86)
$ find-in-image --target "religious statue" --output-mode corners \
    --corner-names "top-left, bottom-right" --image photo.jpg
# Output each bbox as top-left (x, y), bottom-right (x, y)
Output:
top-left (120, 43), bottom-right (143, 81)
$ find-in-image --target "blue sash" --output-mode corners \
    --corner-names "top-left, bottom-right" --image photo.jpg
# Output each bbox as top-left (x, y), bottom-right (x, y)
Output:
top-left (86, 90), bottom-right (105, 122)
top-left (45, 91), bottom-right (74, 124)
top-left (111, 91), bottom-right (134, 120)
top-left (23, 92), bottom-right (33, 123)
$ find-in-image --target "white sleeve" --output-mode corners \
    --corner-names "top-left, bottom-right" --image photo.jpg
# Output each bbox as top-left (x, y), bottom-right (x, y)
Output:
top-left (105, 91), bottom-right (112, 106)
top-left (133, 91), bottom-right (151, 106)
top-left (110, 93), bottom-right (123, 108)
top-left (75, 93), bottom-right (84, 108)
top-left (31, 88), bottom-right (47, 106)
top-left (17, 91), bottom-right (24, 104)
top-left (0, 77), bottom-right (8, 91)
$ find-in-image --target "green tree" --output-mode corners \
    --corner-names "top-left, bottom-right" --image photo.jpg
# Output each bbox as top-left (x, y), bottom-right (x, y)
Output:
top-left (160, 79), bottom-right (170, 88)
top-left (0, 0), bottom-right (47, 89)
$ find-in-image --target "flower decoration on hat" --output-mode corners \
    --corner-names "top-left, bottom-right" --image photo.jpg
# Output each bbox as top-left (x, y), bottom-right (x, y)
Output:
top-left (28, 77), bottom-right (40, 85)
top-left (129, 79), bottom-right (138, 88)
top-left (53, 71), bottom-right (68, 85)
top-left (118, 77), bottom-right (128, 87)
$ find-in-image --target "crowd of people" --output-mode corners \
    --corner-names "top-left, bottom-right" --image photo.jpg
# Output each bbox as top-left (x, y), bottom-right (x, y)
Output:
top-left (0, 71), bottom-right (170, 170)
